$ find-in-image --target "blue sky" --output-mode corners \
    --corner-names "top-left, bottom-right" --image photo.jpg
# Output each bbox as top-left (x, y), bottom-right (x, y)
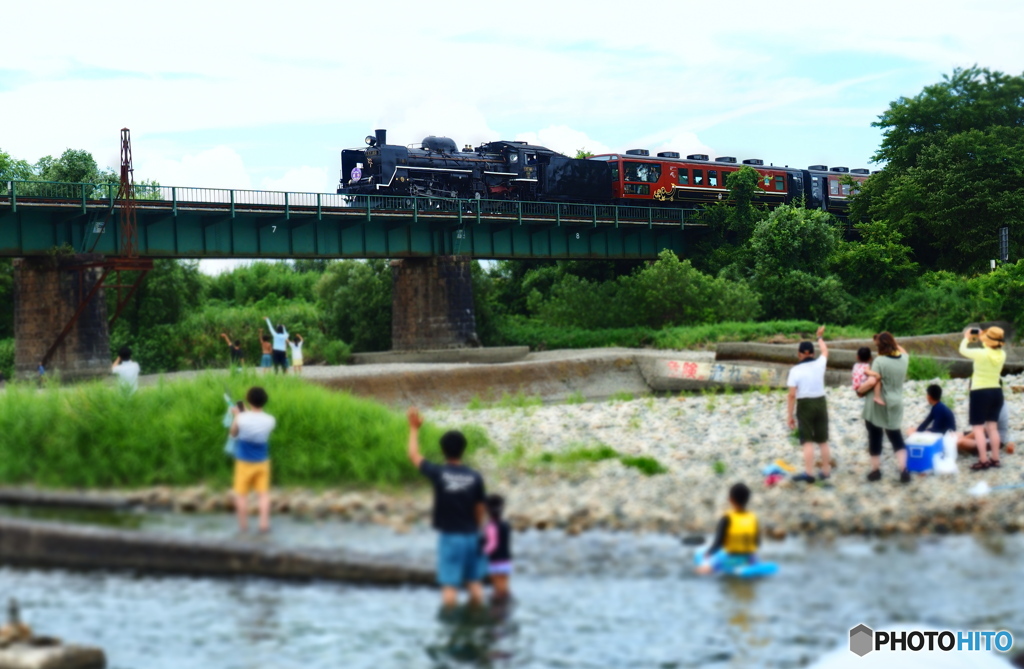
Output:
top-left (2, 0), bottom-right (1022, 271)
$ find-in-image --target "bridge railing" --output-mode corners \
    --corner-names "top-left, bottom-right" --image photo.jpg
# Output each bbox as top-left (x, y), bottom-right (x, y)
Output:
top-left (1, 180), bottom-right (691, 226)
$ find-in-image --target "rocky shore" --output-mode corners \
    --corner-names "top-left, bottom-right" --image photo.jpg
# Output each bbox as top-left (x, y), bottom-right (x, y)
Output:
top-left (22, 372), bottom-right (1024, 540)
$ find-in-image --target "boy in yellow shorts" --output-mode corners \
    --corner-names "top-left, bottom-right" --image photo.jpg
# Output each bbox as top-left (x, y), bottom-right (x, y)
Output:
top-left (230, 386), bottom-right (276, 533)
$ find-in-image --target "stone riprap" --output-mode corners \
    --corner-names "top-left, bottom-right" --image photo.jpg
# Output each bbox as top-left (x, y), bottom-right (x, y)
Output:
top-left (11, 373), bottom-right (1023, 540)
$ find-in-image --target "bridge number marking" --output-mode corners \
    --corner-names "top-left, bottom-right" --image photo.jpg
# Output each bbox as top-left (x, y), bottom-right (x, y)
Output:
top-left (575, 232), bottom-right (580, 239)
top-left (272, 226), bottom-right (277, 233)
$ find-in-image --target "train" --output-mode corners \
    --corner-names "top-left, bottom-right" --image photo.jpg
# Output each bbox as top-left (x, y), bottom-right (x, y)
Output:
top-left (338, 129), bottom-right (872, 214)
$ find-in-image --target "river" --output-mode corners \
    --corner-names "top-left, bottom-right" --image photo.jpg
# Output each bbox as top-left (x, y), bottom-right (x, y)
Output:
top-left (0, 507), bottom-right (1020, 668)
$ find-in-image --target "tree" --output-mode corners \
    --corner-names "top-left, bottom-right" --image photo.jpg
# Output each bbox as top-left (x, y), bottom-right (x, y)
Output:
top-left (859, 66), bottom-right (1024, 272)
top-left (36, 148), bottom-right (115, 184)
top-left (749, 205), bottom-right (851, 322)
top-left (315, 259), bottom-right (392, 352)
top-left (830, 220), bottom-right (918, 296)
top-left (574, 148), bottom-right (594, 159)
top-left (0, 149), bottom-right (32, 182)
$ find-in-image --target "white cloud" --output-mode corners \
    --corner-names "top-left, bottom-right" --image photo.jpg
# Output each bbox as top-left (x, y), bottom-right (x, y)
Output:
top-left (259, 166), bottom-right (331, 194)
top-left (514, 126), bottom-right (612, 156)
top-left (139, 146), bottom-right (251, 189)
top-left (2, 0), bottom-right (1022, 190)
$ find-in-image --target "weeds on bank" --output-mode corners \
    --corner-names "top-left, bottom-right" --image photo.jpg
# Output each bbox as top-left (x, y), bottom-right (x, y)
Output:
top-left (565, 391), bottom-right (587, 405)
top-left (907, 356), bottom-right (952, 381)
top-left (620, 456), bottom-right (668, 476)
top-left (528, 443), bottom-right (668, 476)
top-left (467, 392), bottom-right (543, 411)
top-left (0, 372), bottom-right (488, 488)
top-left (610, 391), bottom-right (635, 403)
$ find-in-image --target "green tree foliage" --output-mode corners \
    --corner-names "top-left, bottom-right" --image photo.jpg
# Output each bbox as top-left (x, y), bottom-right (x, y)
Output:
top-left (830, 220), bottom-right (918, 296)
top-left (574, 148), bottom-right (594, 159)
top-left (687, 166), bottom-right (769, 274)
top-left (109, 260), bottom-right (207, 372)
top-left (858, 66), bottom-right (1024, 271)
top-left (206, 261), bottom-right (320, 305)
top-left (749, 204), bottom-right (851, 322)
top-left (36, 148), bottom-right (116, 184)
top-left (0, 150), bottom-right (33, 182)
top-left (867, 261), bottom-right (1024, 334)
top-left (315, 259), bottom-right (392, 352)
top-left (529, 250), bottom-right (760, 329)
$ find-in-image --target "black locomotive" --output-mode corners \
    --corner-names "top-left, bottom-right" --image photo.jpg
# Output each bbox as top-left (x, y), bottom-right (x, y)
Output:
top-left (338, 129), bottom-right (870, 214)
top-left (338, 129), bottom-right (612, 202)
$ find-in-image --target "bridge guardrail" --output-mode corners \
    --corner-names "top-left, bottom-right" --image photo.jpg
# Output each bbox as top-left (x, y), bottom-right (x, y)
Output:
top-left (1, 180), bottom-right (692, 227)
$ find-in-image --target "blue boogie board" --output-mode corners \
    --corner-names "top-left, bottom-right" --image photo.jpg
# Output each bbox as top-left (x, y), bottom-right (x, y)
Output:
top-left (693, 548), bottom-right (778, 579)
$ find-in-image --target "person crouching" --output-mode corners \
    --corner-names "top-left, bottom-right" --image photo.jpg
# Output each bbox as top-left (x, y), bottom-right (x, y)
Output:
top-left (697, 482), bottom-right (761, 575)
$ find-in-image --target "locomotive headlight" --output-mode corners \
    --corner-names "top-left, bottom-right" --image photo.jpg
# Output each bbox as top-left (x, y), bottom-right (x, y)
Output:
top-left (365, 135), bottom-right (376, 146)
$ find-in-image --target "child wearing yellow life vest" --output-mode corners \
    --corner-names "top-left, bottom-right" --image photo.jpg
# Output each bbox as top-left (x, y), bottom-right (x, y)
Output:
top-left (696, 482), bottom-right (761, 574)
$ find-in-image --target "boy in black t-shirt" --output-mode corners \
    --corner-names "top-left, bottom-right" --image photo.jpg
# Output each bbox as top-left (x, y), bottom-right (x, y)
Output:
top-left (407, 407), bottom-right (486, 607)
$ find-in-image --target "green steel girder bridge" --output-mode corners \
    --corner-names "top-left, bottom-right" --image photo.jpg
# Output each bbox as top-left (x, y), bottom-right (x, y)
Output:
top-left (0, 180), bottom-right (688, 259)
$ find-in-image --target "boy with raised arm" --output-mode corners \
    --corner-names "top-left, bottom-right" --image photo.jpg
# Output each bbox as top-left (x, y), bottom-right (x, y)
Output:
top-left (407, 407), bottom-right (486, 607)
top-left (786, 325), bottom-right (831, 483)
top-left (230, 386), bottom-right (276, 533)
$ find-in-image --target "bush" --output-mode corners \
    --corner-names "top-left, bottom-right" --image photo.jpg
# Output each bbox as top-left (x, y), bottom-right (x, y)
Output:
top-left (907, 356), bottom-right (952, 381)
top-left (321, 340), bottom-right (353, 366)
top-left (315, 260), bottom-right (392, 352)
top-left (0, 338), bottom-right (13, 380)
top-left (0, 372), bottom-right (487, 488)
top-left (530, 250), bottom-right (760, 329)
top-left (491, 317), bottom-right (657, 349)
top-left (160, 302), bottom-right (327, 371)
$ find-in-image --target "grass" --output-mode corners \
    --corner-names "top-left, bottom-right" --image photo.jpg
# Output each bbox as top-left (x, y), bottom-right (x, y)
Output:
top-left (565, 391), bottom-right (587, 405)
top-left (620, 455), bottom-right (668, 476)
top-left (609, 391), bottom-right (635, 402)
top-left (0, 372), bottom-right (487, 489)
top-left (907, 355), bottom-right (952, 381)
top-left (532, 443), bottom-right (667, 476)
top-left (535, 444), bottom-right (620, 465)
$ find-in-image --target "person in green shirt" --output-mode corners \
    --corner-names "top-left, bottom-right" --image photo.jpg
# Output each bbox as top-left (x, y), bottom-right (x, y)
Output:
top-left (859, 332), bottom-right (911, 483)
top-left (959, 325), bottom-right (1007, 470)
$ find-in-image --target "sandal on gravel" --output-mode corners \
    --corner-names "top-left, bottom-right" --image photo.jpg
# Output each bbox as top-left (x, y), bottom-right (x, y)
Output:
top-left (970, 460), bottom-right (991, 471)
top-left (990, 459), bottom-right (1002, 468)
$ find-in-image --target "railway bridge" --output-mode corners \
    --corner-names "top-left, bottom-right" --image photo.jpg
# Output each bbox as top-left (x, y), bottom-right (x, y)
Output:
top-left (0, 180), bottom-right (691, 379)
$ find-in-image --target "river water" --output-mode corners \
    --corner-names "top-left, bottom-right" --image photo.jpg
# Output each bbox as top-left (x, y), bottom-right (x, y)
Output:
top-left (0, 507), bottom-right (1021, 668)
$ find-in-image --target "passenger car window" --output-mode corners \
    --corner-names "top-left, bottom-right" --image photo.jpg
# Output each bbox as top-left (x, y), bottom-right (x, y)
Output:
top-left (623, 183), bottom-right (650, 195)
top-left (678, 168), bottom-right (689, 185)
top-left (841, 182), bottom-right (851, 196)
top-left (829, 179), bottom-right (839, 195)
top-left (775, 176), bottom-right (785, 191)
top-left (624, 161), bottom-right (661, 183)
top-left (693, 169), bottom-right (704, 185)
top-left (708, 170), bottom-right (718, 187)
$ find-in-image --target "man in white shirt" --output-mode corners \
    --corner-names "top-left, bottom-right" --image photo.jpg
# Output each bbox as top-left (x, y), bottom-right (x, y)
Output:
top-left (111, 346), bottom-right (140, 393)
top-left (786, 325), bottom-right (830, 483)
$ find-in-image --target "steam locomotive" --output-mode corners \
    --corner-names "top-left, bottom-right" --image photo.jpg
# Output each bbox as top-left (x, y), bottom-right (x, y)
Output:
top-left (338, 129), bottom-right (871, 214)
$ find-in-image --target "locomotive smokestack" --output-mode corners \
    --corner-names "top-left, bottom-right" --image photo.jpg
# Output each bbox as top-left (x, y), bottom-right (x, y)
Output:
top-left (375, 129), bottom-right (387, 147)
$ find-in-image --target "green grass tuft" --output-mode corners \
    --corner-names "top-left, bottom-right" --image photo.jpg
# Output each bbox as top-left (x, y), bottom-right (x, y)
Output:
top-left (0, 372), bottom-right (487, 489)
top-left (536, 444), bottom-right (620, 465)
top-left (906, 355), bottom-right (952, 381)
top-left (620, 455), bottom-right (668, 476)
top-left (609, 391), bottom-right (635, 402)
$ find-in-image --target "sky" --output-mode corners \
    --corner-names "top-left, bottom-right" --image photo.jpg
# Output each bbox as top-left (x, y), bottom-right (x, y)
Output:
top-left (2, 0), bottom-right (1023, 273)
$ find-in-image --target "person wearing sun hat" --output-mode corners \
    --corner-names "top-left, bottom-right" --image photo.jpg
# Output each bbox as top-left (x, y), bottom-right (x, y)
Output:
top-left (959, 324), bottom-right (1007, 470)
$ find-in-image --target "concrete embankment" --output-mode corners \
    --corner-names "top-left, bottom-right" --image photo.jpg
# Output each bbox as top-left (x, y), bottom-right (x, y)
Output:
top-left (715, 341), bottom-right (1024, 378)
top-left (0, 643), bottom-right (105, 669)
top-left (0, 517), bottom-right (433, 586)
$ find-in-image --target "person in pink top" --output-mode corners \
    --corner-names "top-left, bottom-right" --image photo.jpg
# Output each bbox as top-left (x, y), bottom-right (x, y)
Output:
top-left (482, 494), bottom-right (512, 601)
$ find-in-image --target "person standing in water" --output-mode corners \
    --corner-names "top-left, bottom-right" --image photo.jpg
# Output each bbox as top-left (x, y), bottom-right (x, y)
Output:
top-left (697, 482), bottom-right (761, 575)
top-left (264, 316), bottom-right (289, 374)
top-left (230, 386), bottom-right (276, 533)
top-left (406, 407), bottom-right (487, 607)
top-left (482, 494), bottom-right (513, 601)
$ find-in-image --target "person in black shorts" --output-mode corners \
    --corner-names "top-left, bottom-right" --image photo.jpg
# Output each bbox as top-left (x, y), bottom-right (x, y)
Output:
top-left (785, 325), bottom-right (831, 483)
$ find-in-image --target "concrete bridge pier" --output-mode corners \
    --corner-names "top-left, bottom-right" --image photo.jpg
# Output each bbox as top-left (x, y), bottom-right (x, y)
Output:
top-left (391, 256), bottom-right (478, 350)
top-left (13, 254), bottom-right (111, 381)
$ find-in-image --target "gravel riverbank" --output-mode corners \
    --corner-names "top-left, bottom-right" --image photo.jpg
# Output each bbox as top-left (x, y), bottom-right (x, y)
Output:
top-left (30, 371), bottom-right (1024, 540)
